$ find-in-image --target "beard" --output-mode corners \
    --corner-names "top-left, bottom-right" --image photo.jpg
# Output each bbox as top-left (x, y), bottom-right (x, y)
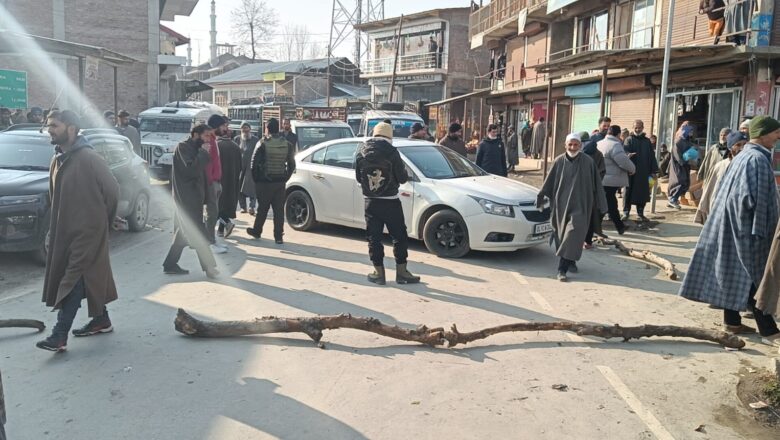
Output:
top-left (566, 150), bottom-right (580, 158)
top-left (50, 133), bottom-right (68, 146)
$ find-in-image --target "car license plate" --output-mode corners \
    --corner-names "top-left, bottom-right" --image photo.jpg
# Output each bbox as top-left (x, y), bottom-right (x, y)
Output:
top-left (534, 223), bottom-right (552, 235)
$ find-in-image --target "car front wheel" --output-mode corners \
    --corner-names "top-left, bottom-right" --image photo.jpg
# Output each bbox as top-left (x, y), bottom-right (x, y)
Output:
top-left (127, 192), bottom-right (149, 232)
top-left (423, 209), bottom-right (470, 258)
top-left (285, 190), bottom-right (317, 231)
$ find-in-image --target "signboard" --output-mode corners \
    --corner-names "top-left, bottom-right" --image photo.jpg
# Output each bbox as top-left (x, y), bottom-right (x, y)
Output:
top-left (85, 56), bottom-right (99, 82)
top-left (295, 106), bottom-right (347, 122)
top-left (372, 74), bottom-right (443, 86)
top-left (262, 72), bottom-right (286, 81)
top-left (547, 0), bottom-right (579, 14)
top-left (0, 69), bottom-right (28, 109)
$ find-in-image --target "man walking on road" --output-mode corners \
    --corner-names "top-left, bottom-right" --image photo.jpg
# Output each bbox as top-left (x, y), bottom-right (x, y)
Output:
top-left (217, 128), bottom-right (242, 238)
top-left (247, 118), bottom-right (296, 244)
top-left (680, 116), bottom-right (780, 346)
top-left (235, 121), bottom-right (259, 215)
top-left (205, 115), bottom-right (227, 254)
top-left (476, 123), bottom-right (507, 176)
top-left (282, 119), bottom-right (298, 151)
top-left (163, 124), bottom-right (219, 279)
top-left (598, 125), bottom-right (635, 234)
top-left (37, 110), bottom-right (120, 352)
top-left (438, 122), bottom-right (467, 157)
top-left (530, 117), bottom-right (546, 159)
top-left (505, 125), bottom-right (519, 173)
top-left (538, 133), bottom-right (606, 282)
top-left (356, 122), bottom-right (420, 285)
top-left (622, 120), bottom-right (658, 222)
top-left (115, 109), bottom-right (141, 155)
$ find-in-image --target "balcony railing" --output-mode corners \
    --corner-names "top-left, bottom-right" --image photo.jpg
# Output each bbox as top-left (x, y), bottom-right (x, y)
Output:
top-left (362, 52), bottom-right (448, 76)
top-left (468, 0), bottom-right (549, 40)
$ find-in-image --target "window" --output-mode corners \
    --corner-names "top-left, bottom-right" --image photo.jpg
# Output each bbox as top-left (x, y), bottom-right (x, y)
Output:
top-left (400, 145), bottom-right (486, 179)
top-left (139, 118), bottom-right (192, 133)
top-left (307, 147), bottom-right (326, 165)
top-left (631, 0), bottom-right (656, 49)
top-left (214, 91), bottom-right (229, 108)
top-left (99, 140), bottom-right (132, 167)
top-left (323, 143), bottom-right (359, 169)
top-left (296, 127), bottom-right (354, 150)
top-left (578, 11), bottom-right (608, 51)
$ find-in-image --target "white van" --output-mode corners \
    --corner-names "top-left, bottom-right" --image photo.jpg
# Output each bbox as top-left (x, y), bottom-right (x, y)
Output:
top-left (138, 106), bottom-right (222, 180)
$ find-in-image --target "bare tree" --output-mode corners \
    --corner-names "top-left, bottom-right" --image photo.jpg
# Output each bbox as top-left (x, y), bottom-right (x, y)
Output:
top-left (307, 41), bottom-right (325, 59)
top-left (230, 0), bottom-right (278, 61)
top-left (292, 25), bottom-right (311, 61)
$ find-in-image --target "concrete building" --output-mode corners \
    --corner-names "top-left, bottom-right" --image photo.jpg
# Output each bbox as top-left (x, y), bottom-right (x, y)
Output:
top-left (0, 0), bottom-right (198, 115)
top-left (184, 53), bottom-right (260, 103)
top-left (355, 7), bottom-right (490, 108)
top-left (468, 0), bottom-right (780, 171)
top-left (203, 57), bottom-right (363, 109)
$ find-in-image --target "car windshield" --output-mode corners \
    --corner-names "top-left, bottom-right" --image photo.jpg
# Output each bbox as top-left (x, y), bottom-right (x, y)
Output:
top-left (139, 118), bottom-right (192, 133)
top-left (367, 118), bottom-right (419, 138)
top-left (400, 145), bottom-right (486, 179)
top-left (297, 127), bottom-right (354, 150)
top-left (347, 118), bottom-right (361, 135)
top-left (0, 135), bottom-right (53, 170)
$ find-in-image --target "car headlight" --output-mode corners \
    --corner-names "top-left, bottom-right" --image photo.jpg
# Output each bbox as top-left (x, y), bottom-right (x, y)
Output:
top-left (470, 196), bottom-right (514, 217)
top-left (0, 194), bottom-right (45, 206)
top-left (153, 147), bottom-right (164, 157)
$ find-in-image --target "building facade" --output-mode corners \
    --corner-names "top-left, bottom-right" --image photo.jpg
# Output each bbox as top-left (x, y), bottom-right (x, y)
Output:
top-left (0, 0), bottom-right (197, 115)
top-left (469, 0), bottom-right (780, 169)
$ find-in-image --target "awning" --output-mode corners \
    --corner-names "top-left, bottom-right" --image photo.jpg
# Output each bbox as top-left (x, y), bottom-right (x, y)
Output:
top-left (535, 45), bottom-right (780, 79)
top-left (0, 30), bottom-right (137, 65)
top-left (425, 89), bottom-right (491, 107)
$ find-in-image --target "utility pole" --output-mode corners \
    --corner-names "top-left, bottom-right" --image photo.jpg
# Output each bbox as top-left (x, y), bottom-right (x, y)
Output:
top-left (388, 14), bottom-right (404, 102)
top-left (327, 0), bottom-right (336, 107)
top-left (651, 0), bottom-right (675, 213)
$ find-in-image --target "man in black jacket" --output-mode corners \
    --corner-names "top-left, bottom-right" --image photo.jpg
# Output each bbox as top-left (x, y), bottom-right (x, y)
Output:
top-left (476, 124), bottom-right (507, 176)
top-left (355, 122), bottom-right (420, 285)
top-left (247, 118), bottom-right (296, 244)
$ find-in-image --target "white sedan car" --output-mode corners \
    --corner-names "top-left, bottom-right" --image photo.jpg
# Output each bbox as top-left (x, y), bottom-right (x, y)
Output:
top-left (285, 138), bottom-right (552, 258)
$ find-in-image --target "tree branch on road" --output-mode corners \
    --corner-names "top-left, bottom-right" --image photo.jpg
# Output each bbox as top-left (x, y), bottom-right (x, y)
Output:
top-left (595, 237), bottom-right (679, 280)
top-left (174, 309), bottom-right (744, 349)
top-left (0, 319), bottom-right (45, 331)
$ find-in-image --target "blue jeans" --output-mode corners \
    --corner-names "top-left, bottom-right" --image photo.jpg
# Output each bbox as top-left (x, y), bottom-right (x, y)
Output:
top-left (51, 278), bottom-right (108, 340)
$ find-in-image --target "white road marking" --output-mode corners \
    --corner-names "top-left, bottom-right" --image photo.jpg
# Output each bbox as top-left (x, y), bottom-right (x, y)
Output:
top-left (527, 290), bottom-right (553, 312)
top-left (513, 272), bottom-right (529, 285)
top-left (597, 365), bottom-right (676, 440)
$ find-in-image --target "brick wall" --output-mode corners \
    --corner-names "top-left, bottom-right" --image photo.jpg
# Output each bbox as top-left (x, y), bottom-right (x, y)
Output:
top-left (442, 9), bottom-right (490, 95)
top-left (0, 0), bottom-right (155, 117)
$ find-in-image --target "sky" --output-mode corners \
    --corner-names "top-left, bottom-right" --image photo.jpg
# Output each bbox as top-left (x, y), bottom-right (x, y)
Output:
top-left (162, 0), bottom-right (470, 65)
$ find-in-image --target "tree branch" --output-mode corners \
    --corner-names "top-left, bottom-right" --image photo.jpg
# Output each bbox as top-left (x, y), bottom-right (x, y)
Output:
top-left (174, 309), bottom-right (744, 349)
top-left (0, 319), bottom-right (45, 332)
top-left (595, 237), bottom-right (679, 280)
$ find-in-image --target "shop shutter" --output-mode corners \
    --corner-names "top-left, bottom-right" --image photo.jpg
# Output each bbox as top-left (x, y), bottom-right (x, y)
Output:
top-left (609, 90), bottom-right (655, 131)
top-left (570, 98), bottom-right (601, 134)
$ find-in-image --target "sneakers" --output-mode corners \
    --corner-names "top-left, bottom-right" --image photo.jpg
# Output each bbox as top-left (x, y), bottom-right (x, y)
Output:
top-left (246, 227), bottom-right (261, 239)
top-left (667, 201), bottom-right (681, 210)
top-left (557, 272), bottom-right (568, 282)
top-left (72, 318), bottom-right (113, 337)
top-left (368, 266), bottom-right (386, 285)
top-left (761, 333), bottom-right (780, 347)
top-left (620, 213), bottom-right (630, 221)
top-left (210, 243), bottom-right (228, 254)
top-left (164, 264), bottom-right (190, 275)
top-left (224, 221), bottom-right (235, 238)
top-left (36, 335), bottom-right (67, 352)
top-left (723, 323), bottom-right (756, 335)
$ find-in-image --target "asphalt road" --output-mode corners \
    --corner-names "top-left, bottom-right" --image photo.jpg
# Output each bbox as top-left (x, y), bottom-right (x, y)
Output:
top-left (1, 190), bottom-right (778, 439)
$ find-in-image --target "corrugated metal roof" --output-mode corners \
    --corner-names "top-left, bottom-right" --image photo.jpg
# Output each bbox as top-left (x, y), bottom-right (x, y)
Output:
top-left (205, 57), bottom-right (352, 84)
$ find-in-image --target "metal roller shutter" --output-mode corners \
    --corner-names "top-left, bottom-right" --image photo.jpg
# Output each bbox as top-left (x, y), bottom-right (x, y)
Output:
top-left (571, 98), bottom-right (601, 134)
top-left (609, 90), bottom-right (656, 132)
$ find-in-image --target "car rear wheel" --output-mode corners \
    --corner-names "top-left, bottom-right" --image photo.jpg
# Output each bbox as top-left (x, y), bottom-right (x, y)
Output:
top-left (286, 190), bottom-right (317, 231)
top-left (127, 192), bottom-right (149, 232)
top-left (423, 209), bottom-right (470, 258)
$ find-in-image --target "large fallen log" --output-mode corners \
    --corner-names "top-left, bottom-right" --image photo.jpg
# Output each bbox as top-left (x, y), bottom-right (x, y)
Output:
top-left (174, 309), bottom-right (744, 349)
top-left (595, 237), bottom-right (679, 280)
top-left (0, 319), bottom-right (45, 332)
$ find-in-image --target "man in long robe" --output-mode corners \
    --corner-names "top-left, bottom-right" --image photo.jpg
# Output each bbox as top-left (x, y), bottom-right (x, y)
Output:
top-left (537, 133), bottom-right (606, 282)
top-left (623, 120), bottom-right (659, 221)
top-left (38, 110), bottom-right (120, 352)
top-left (217, 133), bottom-right (242, 238)
top-left (235, 121), bottom-right (260, 214)
top-left (679, 116), bottom-right (780, 345)
top-left (163, 124), bottom-right (219, 279)
top-left (698, 127), bottom-right (730, 187)
top-left (694, 131), bottom-right (747, 225)
top-left (530, 117), bottom-right (546, 159)
top-left (756, 221), bottom-right (780, 318)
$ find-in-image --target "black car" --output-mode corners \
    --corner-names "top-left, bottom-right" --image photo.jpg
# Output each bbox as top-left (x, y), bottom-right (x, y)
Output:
top-left (0, 129), bottom-right (151, 264)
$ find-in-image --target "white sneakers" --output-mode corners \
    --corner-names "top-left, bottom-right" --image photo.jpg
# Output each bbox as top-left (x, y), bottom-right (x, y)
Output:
top-left (210, 243), bottom-right (228, 254)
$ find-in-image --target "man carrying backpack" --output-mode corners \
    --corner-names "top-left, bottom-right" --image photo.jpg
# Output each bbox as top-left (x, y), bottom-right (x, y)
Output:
top-left (355, 122), bottom-right (420, 285)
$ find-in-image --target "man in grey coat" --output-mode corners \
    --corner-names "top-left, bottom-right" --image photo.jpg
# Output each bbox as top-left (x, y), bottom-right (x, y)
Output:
top-left (538, 133), bottom-right (606, 281)
top-left (597, 125), bottom-right (635, 234)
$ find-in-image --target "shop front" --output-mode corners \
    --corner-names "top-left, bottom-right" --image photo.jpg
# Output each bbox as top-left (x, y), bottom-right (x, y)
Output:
top-left (659, 88), bottom-right (742, 151)
top-left (370, 74), bottom-right (445, 104)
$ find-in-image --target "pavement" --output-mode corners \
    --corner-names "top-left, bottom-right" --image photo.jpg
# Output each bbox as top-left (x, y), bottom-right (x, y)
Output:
top-left (1, 185), bottom-right (779, 439)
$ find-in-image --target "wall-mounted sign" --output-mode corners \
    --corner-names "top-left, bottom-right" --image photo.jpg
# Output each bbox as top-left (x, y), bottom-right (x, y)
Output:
top-left (0, 69), bottom-right (27, 109)
top-left (371, 74), bottom-right (443, 86)
top-left (262, 72), bottom-right (286, 81)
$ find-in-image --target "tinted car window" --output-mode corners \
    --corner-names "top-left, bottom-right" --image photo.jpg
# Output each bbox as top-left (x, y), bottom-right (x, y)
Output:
top-left (101, 140), bottom-right (132, 166)
top-left (296, 127), bottom-right (354, 150)
top-left (367, 119), bottom-right (419, 138)
top-left (400, 145), bottom-right (486, 179)
top-left (0, 134), bottom-right (53, 170)
top-left (139, 118), bottom-right (192, 133)
top-left (323, 143), bottom-right (358, 169)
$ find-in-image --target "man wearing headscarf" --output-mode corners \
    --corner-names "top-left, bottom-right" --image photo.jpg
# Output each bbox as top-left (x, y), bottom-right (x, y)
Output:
top-left (538, 133), bottom-right (606, 281)
top-left (680, 116), bottom-right (780, 346)
top-left (698, 127), bottom-right (731, 187)
top-left (694, 131), bottom-right (747, 225)
top-left (234, 121), bottom-right (259, 215)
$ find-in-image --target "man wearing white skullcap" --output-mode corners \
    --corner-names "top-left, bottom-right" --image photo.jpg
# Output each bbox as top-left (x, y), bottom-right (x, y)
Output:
top-left (537, 132), bottom-right (607, 281)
